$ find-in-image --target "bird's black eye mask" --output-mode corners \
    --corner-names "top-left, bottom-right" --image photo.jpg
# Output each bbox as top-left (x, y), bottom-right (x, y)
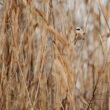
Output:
top-left (76, 28), bottom-right (80, 31)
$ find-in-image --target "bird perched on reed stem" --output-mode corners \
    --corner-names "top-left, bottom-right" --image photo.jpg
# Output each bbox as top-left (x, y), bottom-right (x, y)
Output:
top-left (74, 27), bottom-right (85, 44)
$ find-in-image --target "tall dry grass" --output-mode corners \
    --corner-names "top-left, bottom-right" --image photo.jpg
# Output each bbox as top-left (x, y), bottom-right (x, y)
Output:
top-left (0, 0), bottom-right (110, 110)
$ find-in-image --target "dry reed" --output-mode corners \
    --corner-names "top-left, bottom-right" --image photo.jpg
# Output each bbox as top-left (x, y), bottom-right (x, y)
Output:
top-left (0, 0), bottom-right (110, 110)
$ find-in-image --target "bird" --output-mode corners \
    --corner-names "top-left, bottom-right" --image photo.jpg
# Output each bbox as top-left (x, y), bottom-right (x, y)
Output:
top-left (74, 27), bottom-right (85, 44)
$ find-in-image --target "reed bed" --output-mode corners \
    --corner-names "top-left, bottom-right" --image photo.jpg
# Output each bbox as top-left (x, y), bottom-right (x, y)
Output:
top-left (0, 0), bottom-right (110, 110)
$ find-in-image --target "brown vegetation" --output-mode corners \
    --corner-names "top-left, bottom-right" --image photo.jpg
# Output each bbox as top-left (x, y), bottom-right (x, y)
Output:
top-left (0, 0), bottom-right (110, 110)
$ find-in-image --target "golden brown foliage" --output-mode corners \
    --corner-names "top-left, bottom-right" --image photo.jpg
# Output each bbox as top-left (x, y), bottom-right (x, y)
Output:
top-left (0, 0), bottom-right (110, 110)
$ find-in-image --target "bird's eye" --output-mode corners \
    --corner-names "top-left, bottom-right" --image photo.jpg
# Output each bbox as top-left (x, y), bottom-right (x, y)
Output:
top-left (76, 28), bottom-right (80, 31)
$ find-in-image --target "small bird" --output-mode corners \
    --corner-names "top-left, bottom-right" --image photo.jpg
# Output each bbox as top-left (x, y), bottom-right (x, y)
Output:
top-left (74, 27), bottom-right (85, 44)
